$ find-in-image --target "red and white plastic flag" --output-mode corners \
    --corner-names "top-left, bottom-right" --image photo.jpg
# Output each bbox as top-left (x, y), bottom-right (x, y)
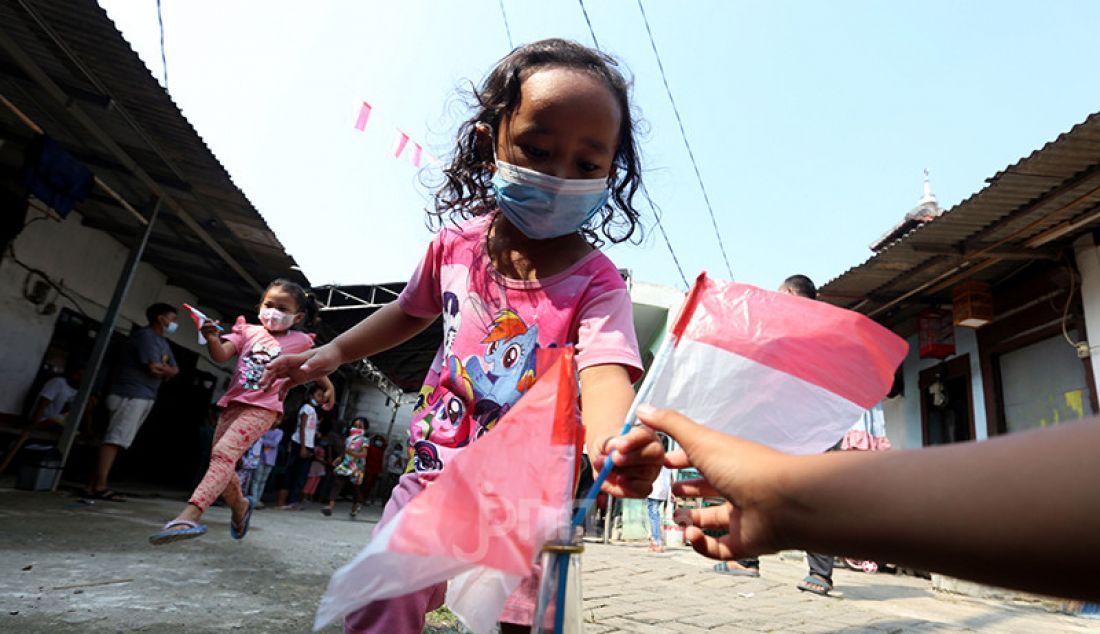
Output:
top-left (313, 348), bottom-right (581, 632)
top-left (645, 273), bottom-right (907, 454)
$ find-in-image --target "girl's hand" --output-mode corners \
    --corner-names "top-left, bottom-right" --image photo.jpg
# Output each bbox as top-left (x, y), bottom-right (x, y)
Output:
top-left (318, 378), bottom-right (336, 411)
top-left (261, 345), bottom-right (342, 395)
top-left (200, 320), bottom-right (222, 340)
top-left (588, 425), bottom-right (665, 499)
top-left (636, 404), bottom-right (789, 562)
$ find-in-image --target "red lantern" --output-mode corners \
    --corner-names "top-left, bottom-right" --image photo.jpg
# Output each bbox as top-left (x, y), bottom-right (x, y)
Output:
top-left (918, 309), bottom-right (955, 359)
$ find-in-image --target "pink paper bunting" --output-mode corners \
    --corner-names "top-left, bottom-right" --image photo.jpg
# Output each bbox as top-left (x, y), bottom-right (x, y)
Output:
top-left (393, 130), bottom-right (410, 158)
top-left (354, 101), bottom-right (372, 131)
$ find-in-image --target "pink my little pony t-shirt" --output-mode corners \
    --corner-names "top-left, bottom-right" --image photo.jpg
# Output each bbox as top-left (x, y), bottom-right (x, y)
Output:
top-left (398, 214), bottom-right (643, 478)
top-left (217, 316), bottom-right (316, 414)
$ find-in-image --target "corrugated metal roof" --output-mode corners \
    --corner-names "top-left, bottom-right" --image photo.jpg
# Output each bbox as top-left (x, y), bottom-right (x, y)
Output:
top-left (0, 0), bottom-right (308, 319)
top-left (821, 111), bottom-right (1100, 326)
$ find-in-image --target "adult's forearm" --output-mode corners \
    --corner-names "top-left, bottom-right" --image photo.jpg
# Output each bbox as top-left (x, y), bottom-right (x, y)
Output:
top-left (776, 423), bottom-right (1100, 600)
top-left (329, 302), bottom-right (434, 364)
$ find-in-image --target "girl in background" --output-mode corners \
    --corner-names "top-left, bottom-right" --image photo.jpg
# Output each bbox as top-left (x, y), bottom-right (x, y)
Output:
top-left (149, 279), bottom-right (333, 545)
top-left (324, 416), bottom-right (368, 517)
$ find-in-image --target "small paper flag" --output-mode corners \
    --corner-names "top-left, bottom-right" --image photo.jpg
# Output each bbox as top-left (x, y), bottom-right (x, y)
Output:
top-left (182, 303), bottom-right (223, 346)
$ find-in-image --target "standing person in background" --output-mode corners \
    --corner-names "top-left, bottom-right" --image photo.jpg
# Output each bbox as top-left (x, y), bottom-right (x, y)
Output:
top-left (382, 441), bottom-right (406, 498)
top-left (273, 431), bottom-right (291, 508)
top-left (317, 420), bottom-right (345, 510)
top-left (86, 303), bottom-right (179, 501)
top-left (647, 466), bottom-right (673, 553)
top-left (28, 365), bottom-right (83, 429)
top-left (325, 417), bottom-right (368, 518)
top-left (283, 383), bottom-right (326, 509)
top-left (710, 274), bottom-right (841, 595)
top-left (302, 445), bottom-right (328, 501)
top-left (250, 426), bottom-right (282, 508)
top-left (362, 432), bottom-right (386, 506)
top-left (237, 440), bottom-right (261, 495)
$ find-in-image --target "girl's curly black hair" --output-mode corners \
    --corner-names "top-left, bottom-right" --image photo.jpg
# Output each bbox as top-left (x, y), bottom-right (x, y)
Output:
top-left (431, 38), bottom-right (644, 247)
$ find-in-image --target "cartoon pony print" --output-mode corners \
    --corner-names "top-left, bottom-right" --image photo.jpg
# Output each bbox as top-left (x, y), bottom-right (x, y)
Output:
top-left (441, 291), bottom-right (462, 359)
top-left (412, 440), bottom-right (443, 472)
top-left (449, 308), bottom-right (538, 435)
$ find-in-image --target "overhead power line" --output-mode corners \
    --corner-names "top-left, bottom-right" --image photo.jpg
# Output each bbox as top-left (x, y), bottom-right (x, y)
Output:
top-left (577, 0), bottom-right (600, 49)
top-left (498, 0), bottom-right (514, 49)
top-left (155, 0), bottom-right (168, 90)
top-left (636, 0), bottom-right (734, 279)
top-left (578, 0), bottom-right (690, 289)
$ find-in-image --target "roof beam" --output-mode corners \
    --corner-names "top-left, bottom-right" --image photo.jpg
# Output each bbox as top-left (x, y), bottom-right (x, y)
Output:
top-left (0, 58), bottom-right (111, 108)
top-left (0, 4), bottom-right (263, 292)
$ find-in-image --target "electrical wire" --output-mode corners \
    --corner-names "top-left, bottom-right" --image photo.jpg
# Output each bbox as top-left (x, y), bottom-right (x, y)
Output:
top-left (497, 0), bottom-right (514, 49)
top-left (5, 243), bottom-right (88, 316)
top-left (577, 0), bottom-right (600, 49)
top-left (1061, 262), bottom-right (1085, 349)
top-left (156, 0), bottom-right (168, 90)
top-left (636, 0), bottom-right (734, 280)
top-left (575, 3), bottom-right (690, 289)
top-left (644, 185), bottom-right (690, 289)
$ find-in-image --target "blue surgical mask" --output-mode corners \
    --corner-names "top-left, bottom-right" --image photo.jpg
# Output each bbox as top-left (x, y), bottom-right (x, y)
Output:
top-left (491, 160), bottom-right (610, 240)
top-left (165, 321), bottom-right (179, 335)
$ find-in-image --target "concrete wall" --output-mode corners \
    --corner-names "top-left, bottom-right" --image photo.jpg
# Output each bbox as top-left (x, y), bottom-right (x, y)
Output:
top-left (885, 328), bottom-right (989, 449)
top-left (340, 377), bottom-right (416, 447)
top-left (0, 208), bottom-right (231, 415)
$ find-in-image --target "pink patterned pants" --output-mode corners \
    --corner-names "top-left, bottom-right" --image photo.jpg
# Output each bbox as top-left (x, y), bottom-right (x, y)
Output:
top-left (189, 404), bottom-right (278, 511)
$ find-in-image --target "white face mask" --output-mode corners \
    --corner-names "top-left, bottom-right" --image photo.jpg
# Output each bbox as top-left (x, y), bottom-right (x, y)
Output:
top-left (259, 307), bottom-right (296, 332)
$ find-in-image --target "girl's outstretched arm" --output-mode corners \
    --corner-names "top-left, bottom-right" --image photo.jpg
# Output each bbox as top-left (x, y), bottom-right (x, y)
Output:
top-left (639, 405), bottom-right (1100, 602)
top-left (580, 363), bottom-right (664, 499)
top-left (263, 302), bottom-right (436, 390)
top-left (202, 321), bottom-right (236, 363)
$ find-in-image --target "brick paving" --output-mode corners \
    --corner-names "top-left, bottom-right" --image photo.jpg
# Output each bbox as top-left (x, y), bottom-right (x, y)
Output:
top-left (580, 543), bottom-right (1096, 633)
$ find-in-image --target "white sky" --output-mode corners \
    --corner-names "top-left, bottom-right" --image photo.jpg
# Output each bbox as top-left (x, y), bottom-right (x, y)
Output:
top-left (98, 1), bottom-right (1100, 292)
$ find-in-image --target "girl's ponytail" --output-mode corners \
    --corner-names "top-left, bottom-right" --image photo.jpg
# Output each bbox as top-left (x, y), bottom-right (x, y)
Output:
top-left (301, 289), bottom-right (321, 328)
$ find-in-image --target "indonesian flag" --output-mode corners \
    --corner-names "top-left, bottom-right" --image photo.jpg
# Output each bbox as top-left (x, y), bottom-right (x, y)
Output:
top-left (646, 273), bottom-right (907, 454)
top-left (182, 303), bottom-right (215, 345)
top-left (313, 348), bottom-right (581, 632)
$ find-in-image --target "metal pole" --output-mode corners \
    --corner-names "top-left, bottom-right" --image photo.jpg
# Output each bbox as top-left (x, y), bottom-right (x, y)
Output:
top-left (52, 199), bottom-right (161, 490)
top-left (384, 400), bottom-right (400, 441)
